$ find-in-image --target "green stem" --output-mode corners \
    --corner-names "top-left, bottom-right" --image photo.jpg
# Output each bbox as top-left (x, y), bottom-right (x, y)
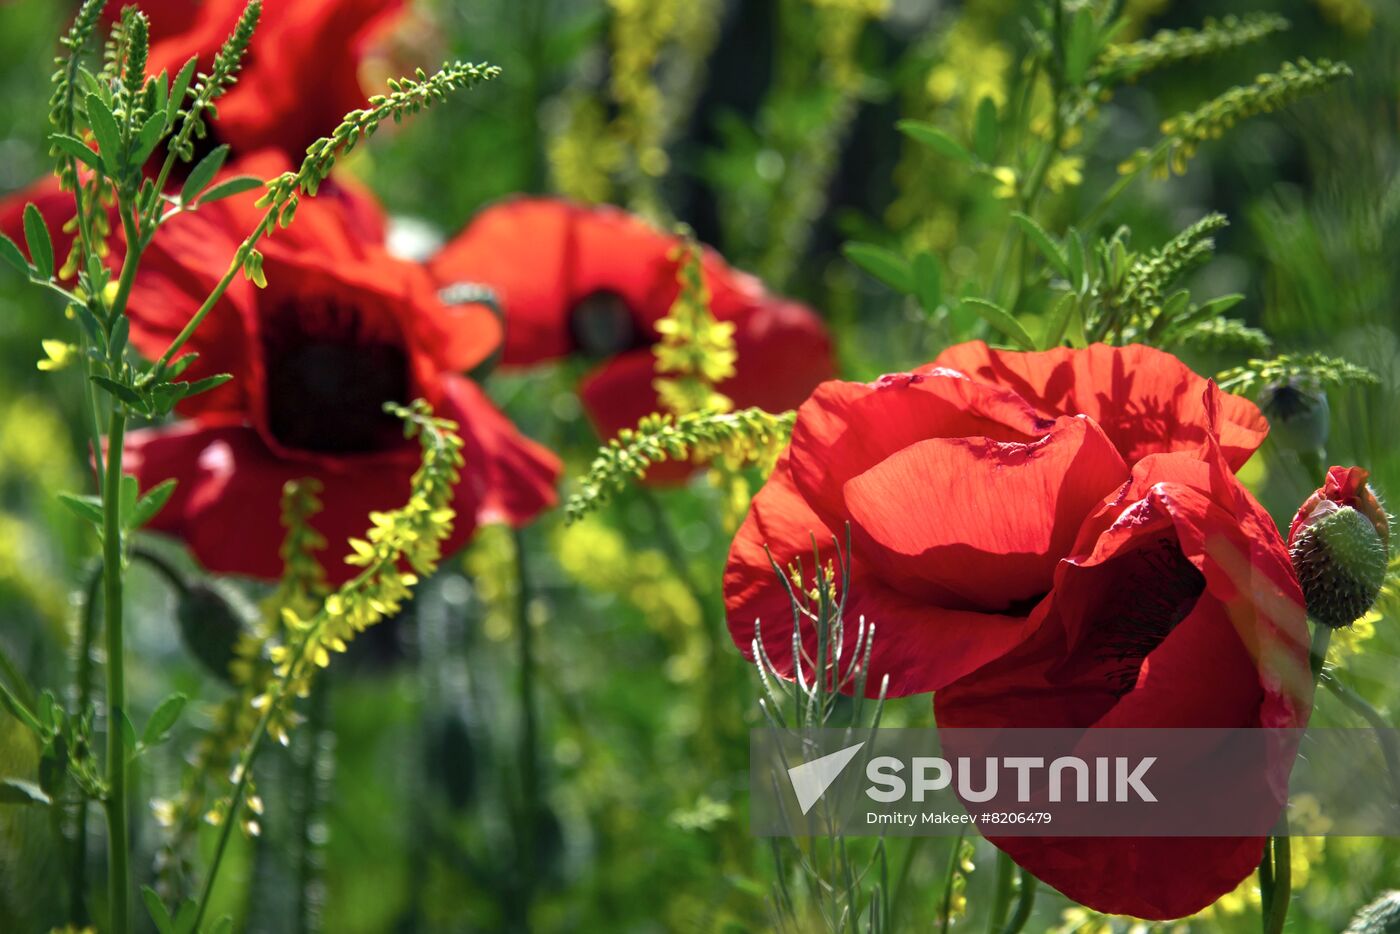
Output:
top-left (1258, 837), bottom-right (1275, 922)
top-left (511, 528), bottom-right (540, 929)
top-left (155, 208), bottom-right (276, 369)
top-left (190, 681), bottom-right (279, 932)
top-left (987, 850), bottom-right (1016, 932)
top-left (1000, 869), bottom-right (1038, 934)
top-left (102, 408), bottom-right (130, 934)
top-left (938, 830), bottom-right (965, 934)
top-left (294, 679), bottom-right (330, 934)
top-left (1263, 821), bottom-right (1290, 934)
top-left (1321, 673), bottom-right (1400, 800)
top-left (1309, 622), bottom-right (1332, 683)
top-left (71, 560), bottom-right (103, 926)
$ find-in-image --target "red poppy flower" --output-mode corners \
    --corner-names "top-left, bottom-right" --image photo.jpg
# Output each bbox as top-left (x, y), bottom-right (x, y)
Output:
top-left (427, 197), bottom-right (835, 460)
top-left (122, 165), bottom-right (559, 583)
top-left (725, 342), bottom-right (1272, 695)
top-left (934, 403), bottom-right (1310, 918)
top-left (116, 0), bottom-right (406, 162)
top-left (724, 342), bottom-right (1309, 918)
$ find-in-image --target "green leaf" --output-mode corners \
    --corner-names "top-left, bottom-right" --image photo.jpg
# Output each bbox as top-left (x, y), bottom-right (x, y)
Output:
top-left (120, 474), bottom-right (139, 528)
top-left (181, 373), bottom-right (233, 399)
top-left (22, 204), bottom-right (53, 280)
top-left (1011, 212), bottom-right (1070, 279)
top-left (143, 886), bottom-right (174, 934)
top-left (895, 120), bottom-right (973, 163)
top-left (167, 56), bottom-right (198, 127)
top-left (141, 693), bottom-right (188, 746)
top-left (912, 251), bottom-right (942, 314)
top-left (110, 316), bottom-right (130, 358)
top-left (1066, 227), bottom-right (1087, 291)
top-left (85, 91), bottom-right (124, 172)
top-left (180, 143), bottom-right (231, 205)
top-left (842, 242), bottom-right (912, 293)
top-left (1064, 7), bottom-right (1100, 87)
top-left (962, 297), bottom-right (1037, 350)
top-left (56, 492), bottom-right (105, 526)
top-left (91, 374), bottom-right (146, 410)
top-left (1040, 291), bottom-right (1077, 349)
top-left (973, 96), bottom-right (999, 163)
top-left (130, 479), bottom-right (178, 529)
top-left (0, 233), bottom-right (29, 275)
top-left (209, 916), bottom-right (234, 934)
top-left (132, 111), bottom-right (168, 166)
top-left (0, 679), bottom-right (45, 736)
top-left (118, 710), bottom-right (138, 754)
top-left (172, 898), bottom-right (199, 934)
top-left (0, 778), bottom-right (51, 806)
top-left (198, 175), bottom-right (262, 205)
top-left (48, 133), bottom-right (103, 172)
top-left (1174, 293), bottom-right (1246, 330)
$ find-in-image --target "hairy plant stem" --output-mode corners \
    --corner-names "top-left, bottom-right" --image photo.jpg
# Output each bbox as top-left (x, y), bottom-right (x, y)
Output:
top-left (1321, 673), bottom-right (1400, 799)
top-left (101, 407), bottom-right (130, 934)
top-left (1260, 623), bottom-right (1334, 932)
top-left (71, 560), bottom-right (104, 925)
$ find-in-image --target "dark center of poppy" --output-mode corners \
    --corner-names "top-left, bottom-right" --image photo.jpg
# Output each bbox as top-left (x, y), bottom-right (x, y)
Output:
top-left (568, 290), bottom-right (643, 357)
top-left (262, 300), bottom-right (410, 454)
top-left (1094, 535), bottom-right (1206, 695)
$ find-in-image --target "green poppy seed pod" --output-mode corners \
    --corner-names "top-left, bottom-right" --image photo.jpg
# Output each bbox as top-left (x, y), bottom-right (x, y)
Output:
top-left (1346, 891), bottom-right (1400, 933)
top-left (1259, 378), bottom-right (1329, 455)
top-left (177, 581), bottom-right (252, 683)
top-left (1289, 466), bottom-right (1390, 629)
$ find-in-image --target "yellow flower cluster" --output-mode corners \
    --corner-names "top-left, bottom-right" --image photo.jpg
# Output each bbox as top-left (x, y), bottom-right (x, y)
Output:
top-left (653, 236), bottom-right (737, 417)
top-left (566, 408), bottom-right (795, 522)
top-left (263, 402), bottom-right (464, 736)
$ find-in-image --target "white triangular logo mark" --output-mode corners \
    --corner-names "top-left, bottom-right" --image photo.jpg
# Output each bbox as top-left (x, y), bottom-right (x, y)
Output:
top-left (787, 742), bottom-right (865, 815)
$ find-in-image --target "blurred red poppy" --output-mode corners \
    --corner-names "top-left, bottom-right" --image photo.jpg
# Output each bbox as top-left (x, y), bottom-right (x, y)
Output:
top-left (122, 162), bottom-right (559, 583)
top-left (2, 0), bottom-right (404, 278)
top-left (116, 0), bottom-right (405, 161)
top-left (0, 175), bottom-right (78, 273)
top-left (428, 197), bottom-right (835, 464)
top-left (724, 342), bottom-right (1309, 918)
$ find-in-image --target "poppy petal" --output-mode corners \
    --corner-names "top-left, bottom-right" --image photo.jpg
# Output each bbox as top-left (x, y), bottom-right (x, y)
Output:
top-left (125, 377), bottom-right (558, 585)
top-left (931, 342), bottom-right (1268, 469)
top-left (787, 369), bottom-right (1052, 524)
top-left (724, 455), bottom-right (1034, 697)
top-left (841, 416), bottom-right (1128, 610)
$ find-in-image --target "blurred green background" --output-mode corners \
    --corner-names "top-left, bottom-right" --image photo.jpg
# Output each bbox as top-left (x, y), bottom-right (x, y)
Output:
top-left (1, 0), bottom-right (1399, 931)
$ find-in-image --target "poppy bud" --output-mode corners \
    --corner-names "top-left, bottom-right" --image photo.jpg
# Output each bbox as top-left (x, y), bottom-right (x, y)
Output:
top-left (1345, 891), bottom-right (1400, 933)
top-left (177, 581), bottom-right (253, 683)
top-left (1259, 377), bottom-right (1329, 455)
top-left (1289, 466), bottom-right (1390, 629)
